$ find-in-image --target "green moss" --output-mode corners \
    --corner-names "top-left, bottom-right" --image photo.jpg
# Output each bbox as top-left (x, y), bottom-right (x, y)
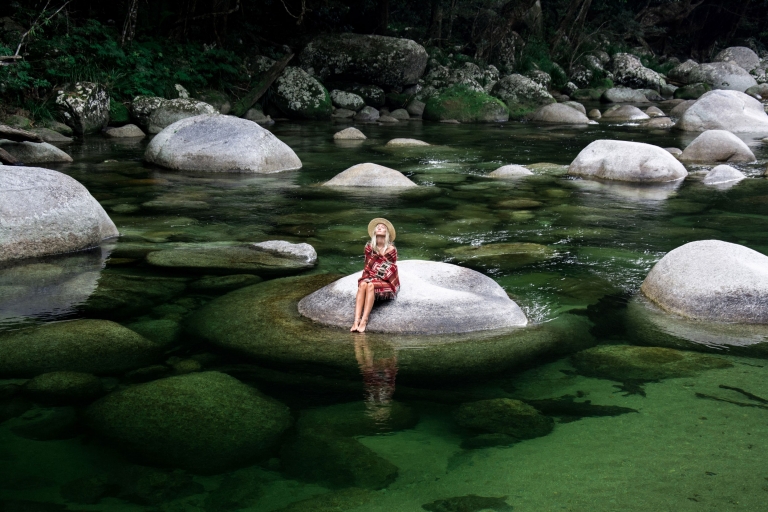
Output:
top-left (423, 85), bottom-right (509, 123)
top-left (109, 99), bottom-right (129, 124)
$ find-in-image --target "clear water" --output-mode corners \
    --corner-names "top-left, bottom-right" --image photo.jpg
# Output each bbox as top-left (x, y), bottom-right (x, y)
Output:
top-left (2, 116), bottom-right (768, 511)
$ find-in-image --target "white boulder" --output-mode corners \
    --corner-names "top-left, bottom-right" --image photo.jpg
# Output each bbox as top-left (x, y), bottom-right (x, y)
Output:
top-left (703, 165), bottom-right (746, 185)
top-left (675, 90), bottom-right (768, 133)
top-left (568, 140), bottom-right (687, 183)
top-left (529, 103), bottom-right (591, 124)
top-left (333, 127), bottom-right (366, 140)
top-left (489, 165), bottom-right (533, 178)
top-left (679, 130), bottom-right (755, 163)
top-left (322, 163), bottom-right (416, 187)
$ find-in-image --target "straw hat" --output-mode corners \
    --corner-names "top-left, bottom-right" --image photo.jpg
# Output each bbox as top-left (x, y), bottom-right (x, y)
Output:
top-left (368, 218), bottom-right (396, 241)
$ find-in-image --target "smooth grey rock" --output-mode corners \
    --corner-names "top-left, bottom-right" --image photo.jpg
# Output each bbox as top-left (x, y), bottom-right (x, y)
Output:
top-left (130, 95), bottom-right (166, 129)
top-left (86, 372), bottom-right (292, 473)
top-left (601, 105), bottom-right (650, 122)
top-left (355, 106), bottom-right (380, 122)
top-left (0, 140), bottom-right (73, 163)
top-left (333, 127), bottom-right (366, 140)
top-left (703, 164), bottom-right (746, 185)
top-left (378, 115), bottom-right (399, 123)
top-left (385, 138), bottom-right (428, 147)
top-left (323, 163), bottom-right (416, 187)
top-left (0, 319), bottom-right (158, 377)
top-left (669, 99), bottom-right (696, 118)
top-left (298, 260), bottom-right (527, 334)
top-left (529, 103), bottom-right (591, 124)
top-left (569, 140), bottom-right (687, 183)
top-left (55, 82), bottom-right (110, 135)
top-left (668, 59), bottom-right (700, 83)
top-left (601, 87), bottom-right (651, 103)
top-left (588, 109), bottom-right (601, 119)
top-left (147, 98), bottom-right (216, 134)
top-left (562, 101), bottom-right (586, 114)
top-left (273, 67), bottom-right (332, 120)
top-left (640, 240), bottom-right (768, 323)
top-left (675, 90), bottom-right (768, 132)
top-left (251, 241), bottom-right (317, 265)
top-left (661, 84), bottom-right (678, 97)
top-left (30, 127), bottom-right (73, 142)
top-left (713, 46), bottom-right (760, 72)
top-left (679, 130), bottom-right (755, 163)
top-left (688, 62), bottom-right (757, 92)
top-left (390, 108), bottom-right (410, 120)
top-left (664, 147), bottom-right (683, 156)
top-left (104, 124), bottom-right (145, 138)
top-left (641, 117), bottom-right (675, 129)
top-left (244, 107), bottom-right (273, 124)
top-left (646, 106), bottom-right (664, 117)
top-left (611, 53), bottom-right (664, 90)
top-left (489, 165), bottom-right (533, 178)
top-left (330, 90), bottom-right (364, 111)
top-left (331, 108), bottom-right (355, 119)
top-left (406, 99), bottom-right (425, 117)
top-left (145, 114), bottom-right (301, 173)
top-left (0, 167), bottom-right (117, 262)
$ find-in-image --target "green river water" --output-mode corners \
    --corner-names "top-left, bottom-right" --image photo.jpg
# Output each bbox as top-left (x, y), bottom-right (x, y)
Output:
top-left (2, 114), bottom-right (768, 511)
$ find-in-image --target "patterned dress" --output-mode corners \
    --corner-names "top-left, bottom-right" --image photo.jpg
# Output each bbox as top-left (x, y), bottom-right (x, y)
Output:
top-left (358, 243), bottom-right (400, 300)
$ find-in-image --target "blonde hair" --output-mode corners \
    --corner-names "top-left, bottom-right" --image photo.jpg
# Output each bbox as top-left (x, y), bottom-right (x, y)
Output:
top-left (370, 224), bottom-right (391, 255)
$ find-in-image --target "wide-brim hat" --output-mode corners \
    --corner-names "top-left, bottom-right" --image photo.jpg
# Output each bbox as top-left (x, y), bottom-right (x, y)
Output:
top-left (368, 218), bottom-right (396, 241)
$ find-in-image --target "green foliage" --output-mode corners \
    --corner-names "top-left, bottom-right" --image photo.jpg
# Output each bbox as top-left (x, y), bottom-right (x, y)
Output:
top-left (423, 85), bottom-right (509, 123)
top-left (109, 100), bottom-right (130, 124)
top-left (515, 39), bottom-right (567, 89)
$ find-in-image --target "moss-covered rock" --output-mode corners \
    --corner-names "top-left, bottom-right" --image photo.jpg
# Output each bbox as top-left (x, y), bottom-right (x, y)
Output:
top-left (422, 494), bottom-right (513, 512)
top-left (424, 85), bottom-right (509, 123)
top-left (674, 82), bottom-right (712, 100)
top-left (147, 98), bottom-right (217, 134)
top-left (272, 67), bottom-right (332, 120)
top-left (454, 399), bottom-right (554, 439)
top-left (23, 371), bottom-right (103, 405)
top-left (445, 242), bottom-right (556, 270)
top-left (345, 84), bottom-right (386, 108)
top-left (491, 74), bottom-right (555, 119)
top-left (82, 273), bottom-right (187, 319)
top-left (570, 345), bottom-right (732, 381)
top-left (272, 488), bottom-right (373, 512)
top-left (0, 320), bottom-right (160, 377)
top-left (86, 372), bottom-right (292, 473)
top-left (55, 82), bottom-right (110, 135)
top-left (189, 274), bottom-right (263, 293)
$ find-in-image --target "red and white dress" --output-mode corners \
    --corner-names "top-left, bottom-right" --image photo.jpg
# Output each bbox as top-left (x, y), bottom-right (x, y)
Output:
top-left (358, 243), bottom-right (400, 300)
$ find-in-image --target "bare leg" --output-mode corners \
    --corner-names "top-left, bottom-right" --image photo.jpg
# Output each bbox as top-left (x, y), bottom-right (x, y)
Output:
top-left (351, 282), bottom-right (366, 331)
top-left (358, 282), bottom-right (376, 333)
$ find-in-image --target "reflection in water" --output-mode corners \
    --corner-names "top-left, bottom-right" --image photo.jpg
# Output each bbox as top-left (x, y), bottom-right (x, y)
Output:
top-left (354, 336), bottom-right (398, 425)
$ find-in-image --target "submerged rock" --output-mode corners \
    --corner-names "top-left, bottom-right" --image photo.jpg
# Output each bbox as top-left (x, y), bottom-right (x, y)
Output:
top-left (488, 164), bottom-right (533, 178)
top-left (640, 240), bottom-right (768, 323)
top-left (273, 67), bottom-right (332, 120)
top-left (145, 114), bottom-right (301, 173)
top-left (271, 488), bottom-right (373, 512)
top-left (529, 103), bottom-right (590, 124)
top-left (675, 90), bottom-right (768, 132)
top-left (454, 398), bottom-right (553, 439)
top-left (568, 140), bottom-right (687, 183)
top-left (8, 406), bottom-right (78, 440)
top-left (679, 130), bottom-right (755, 163)
top-left (104, 124), bottom-right (145, 138)
top-left (424, 85), bottom-right (509, 123)
top-left (300, 33), bottom-right (428, 88)
top-left (0, 167), bottom-right (117, 262)
top-left (189, 274), bottom-right (262, 293)
top-left (297, 401), bottom-right (418, 437)
top-left (333, 127), bottom-right (366, 140)
top-left (385, 138), bottom-right (429, 147)
top-left (55, 81), bottom-right (110, 135)
top-left (147, 98), bottom-right (217, 134)
top-left (571, 345), bottom-right (731, 381)
top-left (298, 260), bottom-right (527, 334)
top-left (23, 371), bottom-right (103, 405)
top-left (0, 319), bottom-right (158, 377)
top-left (422, 495), bottom-right (513, 512)
top-left (446, 243), bottom-right (554, 270)
top-left (323, 163), bottom-right (417, 187)
top-left (703, 164), bottom-right (746, 185)
top-left (86, 372), bottom-right (292, 473)
top-left (0, 141), bottom-right (73, 163)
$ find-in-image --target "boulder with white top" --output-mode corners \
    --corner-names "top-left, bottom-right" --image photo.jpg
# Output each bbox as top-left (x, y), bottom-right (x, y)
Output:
top-left (0, 167), bottom-right (118, 262)
top-left (703, 165), bottom-right (746, 185)
top-left (489, 165), bottom-right (533, 178)
top-left (273, 67), bottom-right (332, 120)
top-left (323, 163), bottom-right (416, 187)
top-left (568, 140), bottom-right (687, 183)
top-left (675, 90), bottom-right (768, 133)
top-left (145, 115), bottom-right (301, 173)
top-left (611, 53), bottom-right (665, 90)
top-left (600, 88), bottom-right (651, 103)
top-left (333, 127), bottom-right (366, 140)
top-left (55, 82), bottom-right (110, 135)
top-left (687, 62), bottom-right (757, 92)
top-left (298, 260), bottom-right (527, 334)
top-left (385, 138), bottom-right (429, 147)
top-left (600, 105), bottom-right (650, 122)
top-left (529, 103), bottom-right (591, 124)
top-left (330, 90), bottom-right (364, 111)
top-left (713, 47), bottom-right (760, 72)
top-left (679, 130), bottom-right (755, 163)
top-left (640, 240), bottom-right (768, 323)
top-left (147, 98), bottom-right (217, 134)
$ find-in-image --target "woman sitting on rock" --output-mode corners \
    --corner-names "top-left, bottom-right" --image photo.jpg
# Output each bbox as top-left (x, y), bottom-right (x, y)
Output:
top-left (351, 218), bottom-right (400, 333)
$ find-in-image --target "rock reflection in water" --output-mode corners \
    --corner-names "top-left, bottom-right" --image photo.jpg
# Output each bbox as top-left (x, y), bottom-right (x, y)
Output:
top-left (354, 336), bottom-right (398, 426)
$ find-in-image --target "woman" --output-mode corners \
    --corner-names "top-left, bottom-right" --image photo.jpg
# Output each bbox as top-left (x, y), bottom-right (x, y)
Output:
top-left (350, 218), bottom-right (400, 333)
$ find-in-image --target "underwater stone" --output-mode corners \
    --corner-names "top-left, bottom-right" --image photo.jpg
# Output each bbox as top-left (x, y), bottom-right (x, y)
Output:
top-left (488, 164), bottom-right (533, 178)
top-left (82, 273), bottom-right (187, 319)
top-left (385, 138), bottom-right (429, 147)
top-left (446, 243), bottom-right (556, 270)
top-left (569, 140), bottom-right (687, 183)
top-left (271, 488), bottom-right (373, 512)
top-left (422, 494), bottom-right (514, 512)
top-left (145, 114), bottom-right (301, 173)
top-left (570, 345), bottom-right (732, 381)
top-left (296, 401), bottom-right (418, 437)
top-left (323, 163), bottom-right (417, 187)
top-left (333, 127), bottom-right (366, 140)
top-left (640, 240), bottom-right (768, 323)
top-left (299, 260), bottom-right (527, 334)
top-left (8, 406), bottom-right (78, 440)
top-left (703, 164), bottom-right (746, 185)
top-left (86, 372), bottom-right (292, 473)
top-left (675, 90), bottom-right (768, 132)
top-left (23, 371), bottom-right (103, 405)
top-left (454, 398), bottom-right (553, 439)
top-left (0, 141), bottom-right (73, 163)
top-left (679, 130), bottom-right (756, 163)
top-left (189, 274), bottom-right (262, 293)
top-left (147, 98), bottom-right (217, 134)
top-left (203, 467), bottom-right (265, 511)
top-left (0, 320), bottom-right (160, 377)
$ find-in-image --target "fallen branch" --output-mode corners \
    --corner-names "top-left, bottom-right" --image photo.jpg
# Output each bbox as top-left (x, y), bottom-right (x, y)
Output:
top-left (231, 53), bottom-right (293, 117)
top-left (15, 0), bottom-right (71, 57)
top-left (0, 148), bottom-right (19, 165)
top-left (0, 125), bottom-right (44, 143)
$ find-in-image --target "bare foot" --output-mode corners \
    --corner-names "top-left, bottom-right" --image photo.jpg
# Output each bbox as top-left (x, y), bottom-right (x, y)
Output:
top-left (350, 318), bottom-right (360, 332)
top-left (358, 317), bottom-right (369, 333)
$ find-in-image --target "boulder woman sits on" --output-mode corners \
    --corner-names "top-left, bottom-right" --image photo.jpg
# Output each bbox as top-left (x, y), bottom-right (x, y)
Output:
top-left (351, 218), bottom-right (400, 332)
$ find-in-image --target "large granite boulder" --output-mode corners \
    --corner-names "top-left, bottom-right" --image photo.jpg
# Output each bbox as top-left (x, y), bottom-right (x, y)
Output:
top-left (323, 163), bottom-right (416, 187)
top-left (330, 90), bottom-right (365, 111)
top-left (490, 74), bottom-right (554, 117)
top-left (273, 67), bottom-right (332, 120)
top-left (600, 105), bottom-right (650, 122)
top-left (300, 33), bottom-right (428, 88)
top-left (145, 115), bottom-right (301, 173)
top-left (640, 240), bottom-right (768, 323)
top-left (0, 141), bottom-right (72, 163)
top-left (0, 319), bottom-right (158, 377)
top-left (147, 99), bottom-right (217, 134)
top-left (687, 62), bottom-right (757, 92)
top-left (668, 59), bottom-right (700, 83)
top-left (675, 90), bottom-right (768, 132)
top-left (600, 87), bottom-right (651, 103)
top-left (568, 140), bottom-right (687, 183)
top-left (0, 167), bottom-right (117, 262)
top-left (130, 95), bottom-right (166, 129)
top-left (529, 103), bottom-right (590, 124)
top-left (424, 85), bottom-right (509, 123)
top-left (713, 46), bottom-right (760, 72)
top-left (703, 164), bottom-right (746, 185)
top-left (679, 130), bottom-right (755, 163)
top-left (611, 53), bottom-right (664, 90)
top-left (86, 372), bottom-right (292, 473)
top-left (55, 82), bottom-right (110, 135)
top-left (298, 260), bottom-right (527, 334)
top-left (346, 84), bottom-right (386, 108)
